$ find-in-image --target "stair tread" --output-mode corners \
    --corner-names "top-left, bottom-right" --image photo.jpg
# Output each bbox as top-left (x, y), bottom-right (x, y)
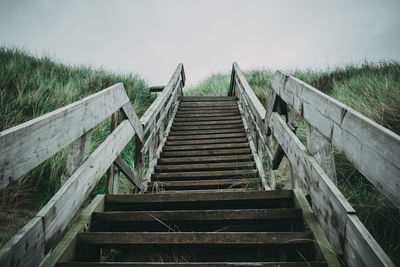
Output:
top-left (158, 155), bottom-right (253, 164)
top-left (166, 138), bottom-right (248, 146)
top-left (92, 208), bottom-right (302, 222)
top-left (57, 262), bottom-right (327, 267)
top-left (77, 232), bottom-right (313, 244)
top-left (174, 116), bottom-right (242, 122)
top-left (167, 133), bottom-right (246, 140)
top-left (163, 143), bottom-right (249, 151)
top-left (155, 162), bottom-right (255, 172)
top-left (152, 170), bottom-right (258, 179)
top-left (161, 149), bottom-right (252, 157)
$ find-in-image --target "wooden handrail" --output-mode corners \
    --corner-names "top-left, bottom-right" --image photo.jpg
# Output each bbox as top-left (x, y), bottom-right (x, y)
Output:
top-left (0, 64), bottom-right (185, 266)
top-left (229, 63), bottom-right (396, 266)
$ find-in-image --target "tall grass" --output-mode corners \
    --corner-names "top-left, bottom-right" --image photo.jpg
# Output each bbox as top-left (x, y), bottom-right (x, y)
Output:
top-left (0, 47), bottom-right (154, 247)
top-left (186, 61), bottom-right (400, 264)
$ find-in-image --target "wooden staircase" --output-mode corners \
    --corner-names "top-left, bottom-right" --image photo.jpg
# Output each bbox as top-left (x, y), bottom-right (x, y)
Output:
top-left (45, 96), bottom-right (339, 266)
top-left (53, 190), bottom-right (335, 266)
top-left (149, 96), bottom-right (259, 192)
top-left (1, 63), bottom-right (397, 267)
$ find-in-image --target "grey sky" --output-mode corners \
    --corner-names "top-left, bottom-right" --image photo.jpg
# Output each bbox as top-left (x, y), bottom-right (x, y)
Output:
top-left (1, 0), bottom-right (399, 87)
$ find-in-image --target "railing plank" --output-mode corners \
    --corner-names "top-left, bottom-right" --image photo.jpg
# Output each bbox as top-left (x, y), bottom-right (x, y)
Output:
top-left (344, 214), bottom-right (395, 267)
top-left (272, 71), bottom-right (400, 208)
top-left (140, 64), bottom-right (184, 134)
top-left (0, 83), bottom-right (130, 190)
top-left (232, 62), bottom-right (266, 121)
top-left (269, 112), bottom-right (354, 253)
top-left (0, 216), bottom-right (45, 267)
top-left (114, 156), bottom-right (143, 190)
top-left (121, 102), bottom-right (144, 142)
top-left (36, 120), bottom-right (135, 250)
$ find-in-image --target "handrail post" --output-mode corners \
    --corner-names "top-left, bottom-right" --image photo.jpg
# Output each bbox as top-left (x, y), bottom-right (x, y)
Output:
top-left (134, 133), bottom-right (143, 193)
top-left (228, 63), bottom-right (236, 96)
top-left (106, 111), bottom-right (122, 194)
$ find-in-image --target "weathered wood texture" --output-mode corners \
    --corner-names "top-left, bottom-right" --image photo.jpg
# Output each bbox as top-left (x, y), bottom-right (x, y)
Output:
top-left (61, 130), bottom-right (92, 184)
top-left (0, 217), bottom-right (45, 267)
top-left (269, 112), bottom-right (354, 253)
top-left (293, 189), bottom-right (341, 267)
top-left (39, 195), bottom-right (105, 267)
top-left (272, 70), bottom-right (400, 208)
top-left (269, 112), bottom-right (394, 266)
top-left (140, 63), bottom-right (185, 134)
top-left (306, 123), bottom-right (337, 184)
top-left (37, 120), bottom-right (135, 250)
top-left (0, 83), bottom-right (130, 190)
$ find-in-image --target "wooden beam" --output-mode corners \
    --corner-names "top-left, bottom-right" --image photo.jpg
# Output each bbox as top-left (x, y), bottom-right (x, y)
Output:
top-left (36, 120), bottom-right (135, 251)
top-left (293, 189), bottom-right (341, 267)
top-left (114, 156), bottom-right (143, 190)
top-left (0, 83), bottom-right (130, 190)
top-left (306, 123), bottom-right (337, 185)
top-left (269, 112), bottom-right (354, 253)
top-left (39, 195), bottom-right (105, 267)
top-left (121, 102), bottom-right (144, 142)
top-left (271, 71), bottom-right (400, 208)
top-left (140, 64), bottom-right (184, 134)
top-left (61, 130), bottom-right (92, 185)
top-left (0, 217), bottom-right (45, 267)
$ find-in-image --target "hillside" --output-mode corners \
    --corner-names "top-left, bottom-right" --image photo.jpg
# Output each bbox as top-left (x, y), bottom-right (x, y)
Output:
top-left (186, 62), bottom-right (400, 264)
top-left (0, 47), bottom-right (154, 247)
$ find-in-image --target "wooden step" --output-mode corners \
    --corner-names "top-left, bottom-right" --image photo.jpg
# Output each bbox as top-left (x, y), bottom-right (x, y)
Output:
top-left (171, 124), bottom-right (244, 131)
top-left (149, 179), bottom-right (259, 190)
top-left (161, 148), bottom-right (252, 157)
top-left (172, 120), bottom-right (243, 126)
top-left (57, 262), bottom-right (328, 267)
top-left (152, 170), bottom-right (258, 180)
top-left (165, 138), bottom-right (248, 146)
top-left (155, 162), bottom-right (255, 172)
top-left (105, 190), bottom-right (294, 211)
top-left (169, 128), bottom-right (245, 136)
top-left (174, 116), bottom-right (242, 122)
top-left (180, 96), bottom-right (237, 102)
top-left (92, 208), bottom-right (302, 222)
top-left (179, 102), bottom-right (238, 107)
top-left (178, 107), bottom-right (239, 112)
top-left (77, 232), bottom-right (312, 245)
top-left (167, 132), bottom-right (246, 140)
top-left (158, 155), bottom-right (253, 164)
top-left (163, 143), bottom-right (249, 151)
top-left (175, 112), bottom-right (240, 118)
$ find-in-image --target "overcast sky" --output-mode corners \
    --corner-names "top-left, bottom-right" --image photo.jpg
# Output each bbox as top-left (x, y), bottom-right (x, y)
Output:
top-left (1, 0), bottom-right (399, 87)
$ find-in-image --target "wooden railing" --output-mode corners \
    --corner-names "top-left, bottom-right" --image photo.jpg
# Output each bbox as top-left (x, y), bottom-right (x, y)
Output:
top-left (0, 64), bottom-right (185, 266)
top-left (229, 62), bottom-right (398, 267)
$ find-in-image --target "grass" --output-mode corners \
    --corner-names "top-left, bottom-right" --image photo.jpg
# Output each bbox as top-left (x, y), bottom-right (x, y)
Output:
top-left (0, 47), bottom-right (155, 248)
top-left (185, 61), bottom-right (400, 265)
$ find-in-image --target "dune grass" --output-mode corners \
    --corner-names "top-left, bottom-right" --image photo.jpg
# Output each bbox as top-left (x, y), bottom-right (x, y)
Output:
top-left (0, 47), bottom-right (155, 247)
top-left (186, 61), bottom-right (400, 264)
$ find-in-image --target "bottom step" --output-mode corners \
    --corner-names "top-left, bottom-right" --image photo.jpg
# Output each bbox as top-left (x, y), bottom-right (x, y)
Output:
top-left (58, 262), bottom-right (327, 267)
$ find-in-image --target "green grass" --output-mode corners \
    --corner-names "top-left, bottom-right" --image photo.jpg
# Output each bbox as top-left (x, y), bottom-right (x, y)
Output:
top-left (0, 47), bottom-right (155, 247)
top-left (186, 61), bottom-right (400, 265)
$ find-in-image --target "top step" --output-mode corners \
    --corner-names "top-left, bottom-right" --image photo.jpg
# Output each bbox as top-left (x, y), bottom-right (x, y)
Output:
top-left (180, 96), bottom-right (237, 102)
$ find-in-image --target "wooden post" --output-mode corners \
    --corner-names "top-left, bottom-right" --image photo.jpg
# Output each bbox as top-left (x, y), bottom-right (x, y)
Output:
top-left (61, 130), bottom-right (92, 184)
top-left (287, 105), bottom-right (301, 190)
top-left (106, 112), bottom-right (122, 194)
top-left (134, 133), bottom-right (143, 192)
top-left (306, 123), bottom-right (337, 185)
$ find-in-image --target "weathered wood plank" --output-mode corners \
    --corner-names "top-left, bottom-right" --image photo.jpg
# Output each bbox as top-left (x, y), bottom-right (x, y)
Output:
top-left (78, 232), bottom-right (312, 245)
top-left (140, 64), bottom-right (183, 134)
top-left (169, 128), bottom-right (245, 136)
top-left (167, 132), bottom-right (246, 140)
top-left (293, 189), bottom-right (341, 267)
top-left (160, 148), bottom-right (252, 157)
top-left (155, 162), bottom-right (255, 172)
top-left (343, 214), bottom-right (395, 267)
top-left (272, 71), bottom-right (400, 208)
top-left (306, 123), bottom-right (337, 184)
top-left (180, 96), bottom-right (236, 102)
top-left (93, 208), bottom-right (301, 222)
top-left (114, 156), bottom-right (144, 190)
top-left (56, 262), bottom-right (328, 267)
top-left (0, 83), bottom-right (129, 190)
top-left (173, 120), bottom-right (243, 126)
top-left (0, 217), bottom-right (45, 267)
top-left (61, 130), bottom-right (92, 185)
top-left (163, 143), bottom-right (249, 151)
top-left (121, 102), bottom-right (144, 142)
top-left (36, 120), bottom-right (135, 250)
top-left (174, 116), bottom-right (241, 122)
top-left (166, 138), bottom-right (248, 146)
top-left (39, 195), bottom-right (105, 267)
top-left (269, 112), bottom-right (355, 253)
top-left (152, 170), bottom-right (258, 180)
top-left (158, 155), bottom-right (253, 164)
top-left (232, 62), bottom-right (266, 121)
